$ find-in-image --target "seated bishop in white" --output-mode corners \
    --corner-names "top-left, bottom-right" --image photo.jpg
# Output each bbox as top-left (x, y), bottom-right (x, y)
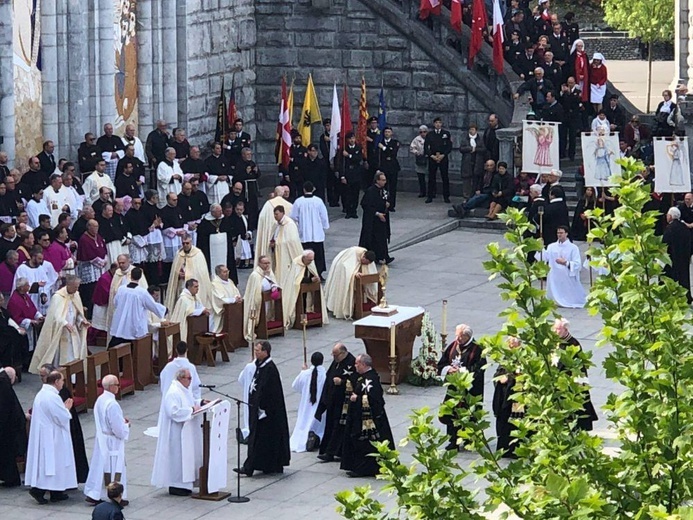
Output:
top-left (210, 265), bottom-right (242, 333)
top-left (169, 279), bottom-right (210, 354)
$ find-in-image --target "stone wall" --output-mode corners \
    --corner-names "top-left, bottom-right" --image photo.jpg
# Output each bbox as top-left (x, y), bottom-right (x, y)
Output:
top-left (252, 0), bottom-right (507, 176)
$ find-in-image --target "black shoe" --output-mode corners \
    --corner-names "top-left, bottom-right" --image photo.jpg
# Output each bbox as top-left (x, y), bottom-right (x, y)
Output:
top-left (1, 479), bottom-right (21, 488)
top-left (389, 208), bottom-right (396, 213)
top-left (346, 471), bottom-right (365, 478)
top-left (329, 202), bottom-right (340, 207)
top-left (29, 488), bottom-right (48, 505)
top-left (385, 257), bottom-right (395, 265)
top-left (425, 198), bottom-right (432, 204)
top-left (85, 497), bottom-right (102, 506)
top-left (317, 454), bottom-right (334, 462)
top-left (418, 193), bottom-right (426, 198)
top-left (120, 500), bottom-right (130, 507)
top-left (233, 467), bottom-right (252, 477)
top-left (50, 491), bottom-right (69, 502)
top-left (444, 197), bottom-right (451, 203)
top-left (341, 208), bottom-right (346, 213)
top-left (168, 487), bottom-right (192, 496)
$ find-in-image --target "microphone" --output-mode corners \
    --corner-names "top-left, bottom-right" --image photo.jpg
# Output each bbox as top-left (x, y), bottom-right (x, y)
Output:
top-left (199, 384), bottom-right (216, 389)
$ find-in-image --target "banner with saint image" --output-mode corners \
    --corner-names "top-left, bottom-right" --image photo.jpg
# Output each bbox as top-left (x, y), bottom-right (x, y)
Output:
top-left (653, 136), bottom-right (691, 193)
top-left (522, 120), bottom-right (560, 175)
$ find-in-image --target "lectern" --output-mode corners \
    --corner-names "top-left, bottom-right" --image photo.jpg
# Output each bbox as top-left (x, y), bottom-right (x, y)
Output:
top-left (192, 400), bottom-right (231, 501)
top-left (354, 306), bottom-right (424, 384)
top-left (223, 301), bottom-right (247, 351)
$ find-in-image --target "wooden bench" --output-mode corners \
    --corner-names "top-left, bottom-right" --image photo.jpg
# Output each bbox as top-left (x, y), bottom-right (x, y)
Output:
top-left (353, 273), bottom-right (383, 320)
top-left (108, 343), bottom-right (136, 399)
top-left (60, 359), bottom-right (88, 413)
top-left (86, 351), bottom-right (111, 409)
top-left (195, 333), bottom-right (230, 367)
top-left (186, 314), bottom-right (209, 365)
top-left (293, 281), bottom-right (324, 330)
top-left (222, 301), bottom-right (247, 351)
top-left (155, 322), bottom-right (181, 375)
top-left (131, 334), bottom-right (155, 390)
top-left (256, 290), bottom-right (284, 339)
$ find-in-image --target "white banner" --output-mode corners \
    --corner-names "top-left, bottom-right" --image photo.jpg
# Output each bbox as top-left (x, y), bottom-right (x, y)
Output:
top-left (208, 400), bottom-right (231, 493)
top-left (522, 120), bottom-right (561, 174)
top-left (654, 136), bottom-right (691, 193)
top-left (581, 131), bottom-right (621, 187)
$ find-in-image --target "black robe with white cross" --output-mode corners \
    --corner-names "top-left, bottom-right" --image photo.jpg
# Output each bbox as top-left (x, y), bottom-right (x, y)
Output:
top-left (315, 352), bottom-right (356, 458)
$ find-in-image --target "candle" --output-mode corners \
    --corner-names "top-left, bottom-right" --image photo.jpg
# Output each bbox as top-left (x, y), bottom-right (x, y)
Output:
top-left (390, 321), bottom-right (396, 357)
top-left (442, 300), bottom-right (448, 335)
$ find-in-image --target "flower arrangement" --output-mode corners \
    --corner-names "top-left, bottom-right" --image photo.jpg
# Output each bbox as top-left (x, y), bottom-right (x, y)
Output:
top-left (408, 312), bottom-right (443, 387)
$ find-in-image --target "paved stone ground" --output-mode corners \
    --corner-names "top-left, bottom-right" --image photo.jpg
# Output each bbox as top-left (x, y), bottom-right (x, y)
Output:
top-left (607, 60), bottom-right (675, 113)
top-left (3, 193), bottom-right (612, 519)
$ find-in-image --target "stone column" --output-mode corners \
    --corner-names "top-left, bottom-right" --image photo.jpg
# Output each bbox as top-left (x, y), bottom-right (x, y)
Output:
top-left (162, 0), bottom-right (179, 126)
top-left (67, 0), bottom-right (89, 153)
top-left (97, 0), bottom-right (116, 127)
top-left (42, 0), bottom-right (59, 145)
top-left (674, 0), bottom-right (691, 90)
top-left (55, 0), bottom-right (70, 156)
top-left (496, 126), bottom-right (521, 174)
top-left (137, 0), bottom-right (153, 130)
top-left (0, 1), bottom-right (15, 165)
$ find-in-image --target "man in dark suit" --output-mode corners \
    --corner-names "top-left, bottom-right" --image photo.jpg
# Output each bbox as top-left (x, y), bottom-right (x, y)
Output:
top-left (37, 141), bottom-right (57, 175)
top-left (514, 67), bottom-right (555, 112)
top-left (338, 132), bottom-right (363, 219)
top-left (559, 77), bottom-right (584, 160)
top-left (424, 117), bottom-right (453, 204)
top-left (512, 43), bottom-right (539, 80)
top-left (543, 186), bottom-right (570, 245)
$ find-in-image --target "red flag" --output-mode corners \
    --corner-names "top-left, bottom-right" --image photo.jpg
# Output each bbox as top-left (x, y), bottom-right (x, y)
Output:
top-left (357, 77), bottom-right (369, 159)
top-left (419, 0), bottom-right (441, 20)
top-left (274, 77), bottom-right (291, 169)
top-left (469, 0), bottom-right (487, 69)
top-left (492, 0), bottom-right (505, 74)
top-left (227, 79), bottom-right (237, 130)
top-left (340, 84), bottom-right (353, 152)
top-left (451, 0), bottom-right (462, 33)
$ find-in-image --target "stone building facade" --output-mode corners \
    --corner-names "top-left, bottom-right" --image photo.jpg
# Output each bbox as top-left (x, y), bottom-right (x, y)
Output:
top-left (0, 0), bottom-right (513, 184)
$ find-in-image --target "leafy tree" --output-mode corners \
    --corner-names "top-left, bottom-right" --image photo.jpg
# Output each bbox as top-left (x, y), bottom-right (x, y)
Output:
top-left (601, 0), bottom-right (675, 112)
top-left (336, 157), bottom-right (693, 519)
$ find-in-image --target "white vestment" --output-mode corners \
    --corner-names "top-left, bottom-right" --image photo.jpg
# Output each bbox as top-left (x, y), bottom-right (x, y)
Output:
top-left (169, 289), bottom-right (206, 351)
top-left (110, 284), bottom-right (166, 340)
top-left (14, 261), bottom-right (59, 317)
top-left (541, 239), bottom-right (587, 308)
top-left (82, 172), bottom-right (116, 204)
top-left (325, 246), bottom-right (378, 320)
top-left (291, 195), bottom-right (330, 242)
top-left (26, 199), bottom-right (50, 229)
top-left (84, 391), bottom-right (130, 500)
top-left (157, 161), bottom-right (183, 208)
top-left (151, 380), bottom-right (202, 490)
top-left (238, 361), bottom-right (256, 439)
top-left (159, 357), bottom-right (201, 401)
top-left (106, 267), bottom-right (149, 335)
top-left (290, 366), bottom-right (326, 453)
top-left (281, 256), bottom-right (328, 329)
top-left (25, 385), bottom-right (77, 491)
top-left (210, 276), bottom-right (241, 333)
top-left (270, 216), bottom-right (303, 286)
top-left (254, 197), bottom-right (293, 266)
top-left (43, 186), bottom-right (77, 227)
top-left (121, 136), bottom-right (146, 163)
top-left (234, 214), bottom-right (253, 260)
top-left (205, 172), bottom-right (231, 205)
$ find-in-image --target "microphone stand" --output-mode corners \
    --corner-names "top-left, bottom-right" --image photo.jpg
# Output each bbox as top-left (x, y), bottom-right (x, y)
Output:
top-left (201, 387), bottom-right (250, 504)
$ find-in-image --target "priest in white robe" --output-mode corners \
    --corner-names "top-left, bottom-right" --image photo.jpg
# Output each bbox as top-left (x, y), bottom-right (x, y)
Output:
top-left (243, 255), bottom-right (280, 342)
top-left (281, 250), bottom-right (328, 329)
top-left (122, 124), bottom-right (147, 163)
top-left (254, 186), bottom-right (293, 266)
top-left (106, 254), bottom-right (149, 337)
top-left (151, 368), bottom-right (204, 496)
top-left (29, 276), bottom-right (90, 373)
top-left (109, 267), bottom-right (166, 346)
top-left (325, 247), bottom-right (378, 320)
top-left (290, 352), bottom-right (327, 453)
top-left (84, 375), bottom-right (130, 505)
top-left (291, 181), bottom-right (330, 275)
top-left (43, 174), bottom-right (77, 227)
top-left (156, 148), bottom-right (184, 209)
top-left (169, 279), bottom-right (210, 351)
top-left (13, 246), bottom-right (59, 317)
top-left (539, 225), bottom-right (587, 308)
top-left (210, 265), bottom-right (242, 333)
top-left (25, 370), bottom-right (77, 503)
top-left (270, 205), bottom-right (303, 285)
top-left (159, 341), bottom-right (201, 401)
top-left (82, 160), bottom-right (116, 204)
top-left (164, 234), bottom-right (211, 312)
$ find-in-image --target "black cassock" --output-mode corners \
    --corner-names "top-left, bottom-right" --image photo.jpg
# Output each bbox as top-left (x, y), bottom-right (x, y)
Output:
top-left (234, 158), bottom-right (261, 230)
top-left (570, 198), bottom-right (596, 241)
top-left (196, 216), bottom-right (238, 284)
top-left (437, 339), bottom-right (486, 444)
top-left (558, 335), bottom-right (598, 431)
top-left (492, 366), bottom-right (523, 458)
top-left (314, 352), bottom-right (356, 458)
top-left (340, 368), bottom-right (394, 477)
top-left (242, 358), bottom-right (290, 475)
top-left (0, 370), bottom-right (27, 486)
top-left (358, 185), bottom-right (391, 263)
top-left (60, 385), bottom-right (89, 483)
top-left (0, 307), bottom-right (28, 367)
top-left (663, 219), bottom-right (692, 302)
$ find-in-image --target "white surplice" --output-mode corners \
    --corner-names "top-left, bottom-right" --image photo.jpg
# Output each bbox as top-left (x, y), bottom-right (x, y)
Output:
top-left (84, 391), bottom-right (130, 500)
top-left (156, 161), bottom-right (183, 208)
top-left (25, 384), bottom-right (77, 491)
top-left (210, 276), bottom-right (241, 333)
top-left (238, 361), bottom-right (256, 439)
top-left (26, 199), bottom-right (50, 229)
top-left (291, 194), bottom-right (330, 243)
top-left (151, 380), bottom-right (202, 490)
top-left (289, 366), bottom-right (326, 453)
top-left (110, 284), bottom-right (166, 340)
top-left (82, 172), bottom-right (116, 205)
top-left (205, 174), bottom-right (231, 205)
top-left (540, 239), bottom-right (587, 308)
top-left (14, 261), bottom-right (59, 317)
top-left (159, 357), bottom-right (201, 401)
top-left (43, 186), bottom-right (77, 227)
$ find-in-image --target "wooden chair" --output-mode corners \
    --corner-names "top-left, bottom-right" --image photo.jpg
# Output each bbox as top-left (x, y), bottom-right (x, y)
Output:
top-left (256, 291), bottom-right (284, 339)
top-left (222, 301), bottom-right (247, 351)
top-left (293, 281), bottom-right (324, 330)
top-left (155, 322), bottom-right (181, 375)
top-left (61, 359), bottom-right (88, 413)
top-left (186, 314), bottom-right (209, 365)
top-left (108, 343), bottom-right (136, 399)
top-left (86, 351), bottom-right (111, 409)
top-left (131, 335), bottom-right (154, 390)
top-left (353, 273), bottom-right (383, 320)
top-left (194, 333), bottom-right (230, 367)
